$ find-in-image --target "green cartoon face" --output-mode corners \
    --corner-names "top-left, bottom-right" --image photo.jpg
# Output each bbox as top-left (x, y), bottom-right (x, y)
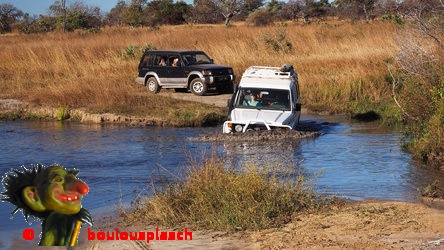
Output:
top-left (22, 166), bottom-right (89, 215)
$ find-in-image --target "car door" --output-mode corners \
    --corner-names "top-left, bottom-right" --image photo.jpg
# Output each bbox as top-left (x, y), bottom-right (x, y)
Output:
top-left (166, 54), bottom-right (187, 87)
top-left (154, 54), bottom-right (169, 86)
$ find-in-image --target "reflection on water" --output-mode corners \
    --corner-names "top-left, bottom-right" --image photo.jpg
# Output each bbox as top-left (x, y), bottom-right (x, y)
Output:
top-left (0, 117), bottom-right (443, 247)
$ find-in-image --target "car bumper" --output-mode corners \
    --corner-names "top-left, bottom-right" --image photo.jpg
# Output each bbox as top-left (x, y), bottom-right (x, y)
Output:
top-left (223, 120), bottom-right (293, 133)
top-left (204, 74), bottom-right (235, 85)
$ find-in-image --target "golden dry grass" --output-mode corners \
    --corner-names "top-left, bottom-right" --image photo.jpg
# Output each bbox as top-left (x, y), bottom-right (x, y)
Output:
top-left (0, 20), bottom-right (401, 117)
top-left (124, 151), bottom-right (326, 231)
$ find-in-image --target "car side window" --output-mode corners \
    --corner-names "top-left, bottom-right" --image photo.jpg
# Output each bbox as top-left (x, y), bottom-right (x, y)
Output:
top-left (182, 54), bottom-right (194, 65)
top-left (156, 55), bottom-right (167, 66)
top-left (140, 54), bottom-right (155, 67)
top-left (169, 55), bottom-right (180, 67)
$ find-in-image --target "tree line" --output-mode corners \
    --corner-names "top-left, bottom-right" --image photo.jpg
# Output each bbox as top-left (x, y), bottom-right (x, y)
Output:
top-left (0, 0), bottom-right (442, 34)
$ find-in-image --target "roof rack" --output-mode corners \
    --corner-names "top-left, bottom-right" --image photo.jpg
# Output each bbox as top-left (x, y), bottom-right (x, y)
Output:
top-left (242, 64), bottom-right (296, 79)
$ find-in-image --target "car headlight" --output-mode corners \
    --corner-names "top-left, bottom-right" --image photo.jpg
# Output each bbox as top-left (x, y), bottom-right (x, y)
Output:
top-left (235, 124), bottom-right (243, 132)
top-left (202, 70), bottom-right (213, 76)
top-left (228, 69), bottom-right (233, 74)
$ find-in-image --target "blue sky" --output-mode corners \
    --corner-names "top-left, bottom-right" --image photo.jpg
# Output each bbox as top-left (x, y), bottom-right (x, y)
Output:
top-left (0, 0), bottom-right (121, 15)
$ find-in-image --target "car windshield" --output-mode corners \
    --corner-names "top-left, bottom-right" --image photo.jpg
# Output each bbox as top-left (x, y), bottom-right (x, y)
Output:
top-left (234, 88), bottom-right (291, 111)
top-left (181, 52), bottom-right (212, 65)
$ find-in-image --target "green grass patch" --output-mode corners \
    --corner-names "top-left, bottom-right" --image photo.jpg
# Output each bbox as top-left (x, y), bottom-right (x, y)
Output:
top-left (167, 108), bottom-right (225, 127)
top-left (56, 105), bottom-right (70, 121)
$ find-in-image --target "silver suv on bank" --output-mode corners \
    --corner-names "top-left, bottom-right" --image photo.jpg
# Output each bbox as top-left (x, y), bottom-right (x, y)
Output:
top-left (135, 50), bottom-right (235, 96)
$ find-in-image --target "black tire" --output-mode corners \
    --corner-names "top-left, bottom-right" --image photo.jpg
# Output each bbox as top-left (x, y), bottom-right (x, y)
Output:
top-left (146, 77), bottom-right (160, 94)
top-left (190, 78), bottom-right (207, 96)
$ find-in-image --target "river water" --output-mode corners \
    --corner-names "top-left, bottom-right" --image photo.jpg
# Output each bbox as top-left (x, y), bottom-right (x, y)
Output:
top-left (0, 115), bottom-right (443, 247)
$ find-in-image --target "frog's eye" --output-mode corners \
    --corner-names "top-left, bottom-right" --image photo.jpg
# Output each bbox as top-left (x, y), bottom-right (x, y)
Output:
top-left (53, 176), bottom-right (63, 182)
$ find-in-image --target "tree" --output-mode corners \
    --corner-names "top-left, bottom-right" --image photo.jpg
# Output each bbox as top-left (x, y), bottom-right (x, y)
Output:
top-left (49, 0), bottom-right (67, 31)
top-left (145, 0), bottom-right (191, 26)
top-left (123, 0), bottom-right (147, 27)
top-left (333, 0), bottom-right (376, 21)
top-left (219, 0), bottom-right (242, 25)
top-left (168, 1), bottom-right (192, 24)
top-left (281, 0), bottom-right (305, 21)
top-left (280, 0), bottom-right (330, 23)
top-left (0, 3), bottom-right (23, 33)
top-left (67, 2), bottom-right (102, 30)
top-left (307, 0), bottom-right (330, 19)
top-left (400, 0), bottom-right (443, 17)
top-left (374, 0), bottom-right (402, 16)
top-left (192, 0), bottom-right (223, 24)
top-left (246, 0), bottom-right (283, 26)
top-left (235, 0), bottom-right (264, 20)
top-left (38, 15), bottom-right (57, 32)
top-left (106, 0), bottom-right (127, 26)
top-left (48, 1), bottom-right (102, 31)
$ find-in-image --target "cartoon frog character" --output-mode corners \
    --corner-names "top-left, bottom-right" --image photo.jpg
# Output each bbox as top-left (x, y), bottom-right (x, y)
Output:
top-left (1, 164), bottom-right (93, 246)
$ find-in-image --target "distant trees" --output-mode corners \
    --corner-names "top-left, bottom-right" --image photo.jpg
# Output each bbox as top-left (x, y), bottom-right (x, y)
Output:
top-left (246, 0), bottom-right (283, 26)
top-left (146, 0), bottom-right (191, 25)
top-left (0, 0), bottom-right (443, 33)
top-left (106, 0), bottom-right (126, 26)
top-left (0, 3), bottom-right (23, 33)
top-left (122, 0), bottom-right (146, 26)
top-left (192, 0), bottom-right (223, 24)
top-left (332, 0), bottom-right (376, 21)
top-left (105, 0), bottom-right (191, 27)
top-left (191, 0), bottom-right (264, 26)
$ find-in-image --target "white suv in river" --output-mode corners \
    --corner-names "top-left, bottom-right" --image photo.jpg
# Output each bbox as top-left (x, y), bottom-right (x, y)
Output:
top-left (223, 65), bottom-right (301, 133)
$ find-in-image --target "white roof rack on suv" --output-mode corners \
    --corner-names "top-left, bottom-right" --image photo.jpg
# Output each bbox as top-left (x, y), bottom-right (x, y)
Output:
top-left (242, 64), bottom-right (296, 79)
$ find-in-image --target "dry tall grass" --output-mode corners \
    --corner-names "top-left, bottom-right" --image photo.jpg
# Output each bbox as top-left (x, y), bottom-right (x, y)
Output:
top-left (124, 151), bottom-right (327, 231)
top-left (0, 20), bottom-right (401, 118)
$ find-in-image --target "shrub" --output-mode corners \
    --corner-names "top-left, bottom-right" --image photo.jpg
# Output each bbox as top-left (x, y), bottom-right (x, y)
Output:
top-left (56, 105), bottom-right (69, 121)
top-left (126, 152), bottom-right (330, 231)
top-left (391, 12), bottom-right (444, 168)
top-left (260, 27), bottom-right (292, 53)
top-left (246, 9), bottom-right (275, 26)
top-left (381, 14), bottom-right (404, 25)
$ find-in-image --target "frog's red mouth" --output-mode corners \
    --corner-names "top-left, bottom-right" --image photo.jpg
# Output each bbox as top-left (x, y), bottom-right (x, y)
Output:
top-left (57, 192), bottom-right (81, 202)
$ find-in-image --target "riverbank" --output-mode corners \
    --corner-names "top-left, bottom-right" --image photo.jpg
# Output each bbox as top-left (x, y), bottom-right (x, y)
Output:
top-left (0, 93), bottom-right (230, 127)
top-left (0, 98), bottom-right (164, 125)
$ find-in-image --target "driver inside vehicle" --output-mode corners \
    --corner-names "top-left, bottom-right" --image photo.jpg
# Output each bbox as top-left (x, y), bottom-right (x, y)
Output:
top-left (246, 92), bottom-right (261, 106)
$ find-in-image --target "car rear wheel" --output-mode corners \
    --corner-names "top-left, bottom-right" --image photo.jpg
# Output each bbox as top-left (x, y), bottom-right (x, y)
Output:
top-left (190, 78), bottom-right (207, 96)
top-left (146, 77), bottom-right (160, 93)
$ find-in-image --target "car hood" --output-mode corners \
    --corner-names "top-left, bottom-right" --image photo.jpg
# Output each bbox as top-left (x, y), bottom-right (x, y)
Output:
top-left (231, 108), bottom-right (294, 125)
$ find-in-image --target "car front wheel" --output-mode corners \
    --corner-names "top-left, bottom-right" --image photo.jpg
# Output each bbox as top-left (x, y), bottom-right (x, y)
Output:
top-left (146, 77), bottom-right (160, 93)
top-left (190, 78), bottom-right (207, 96)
